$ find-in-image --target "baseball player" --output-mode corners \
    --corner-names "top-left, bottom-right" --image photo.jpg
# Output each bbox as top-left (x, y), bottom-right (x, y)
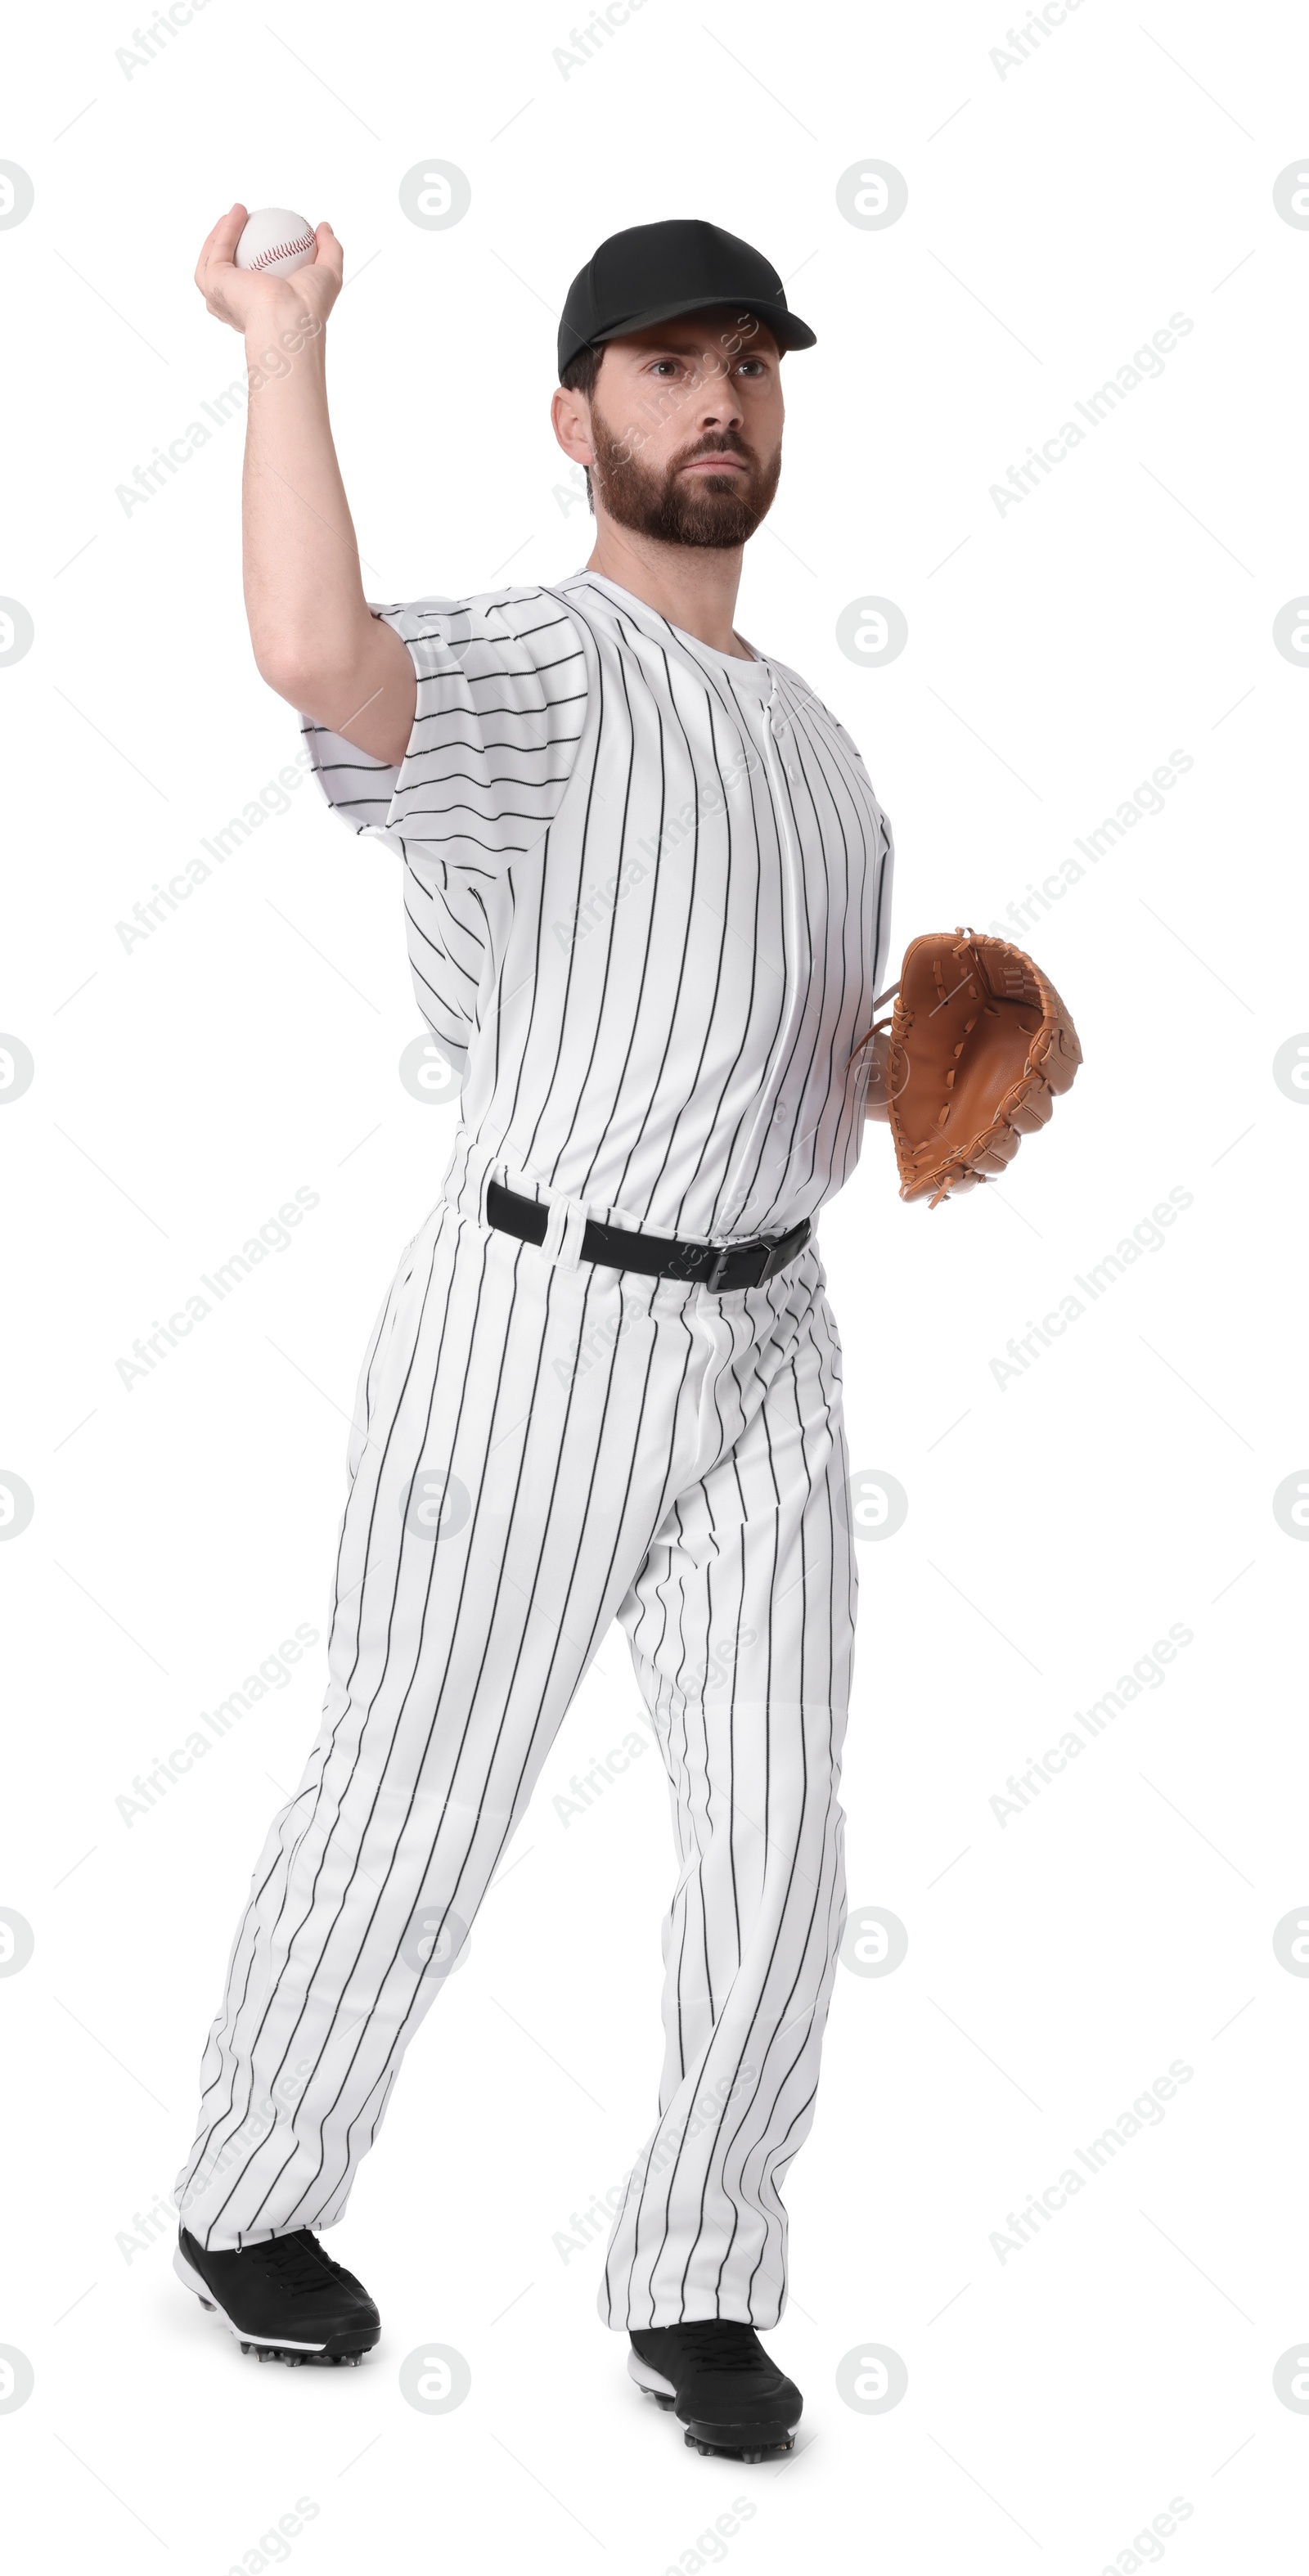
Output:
top-left (173, 209), bottom-right (894, 2464)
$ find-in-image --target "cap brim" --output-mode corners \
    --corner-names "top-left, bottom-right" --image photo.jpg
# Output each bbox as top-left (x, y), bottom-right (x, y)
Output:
top-left (563, 294), bottom-right (816, 370)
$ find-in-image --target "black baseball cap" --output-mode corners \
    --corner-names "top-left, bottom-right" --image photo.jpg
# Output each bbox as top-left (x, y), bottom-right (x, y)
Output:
top-left (557, 218), bottom-right (816, 378)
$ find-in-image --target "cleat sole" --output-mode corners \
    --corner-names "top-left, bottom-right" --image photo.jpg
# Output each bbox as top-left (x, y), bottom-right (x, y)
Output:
top-left (684, 2425), bottom-right (795, 2461)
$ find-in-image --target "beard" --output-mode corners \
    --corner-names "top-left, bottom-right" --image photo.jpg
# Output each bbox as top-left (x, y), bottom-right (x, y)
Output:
top-left (589, 407), bottom-right (781, 549)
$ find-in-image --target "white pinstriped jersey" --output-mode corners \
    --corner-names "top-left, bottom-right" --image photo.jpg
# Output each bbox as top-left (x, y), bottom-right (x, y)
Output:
top-left (304, 569), bottom-right (894, 1243)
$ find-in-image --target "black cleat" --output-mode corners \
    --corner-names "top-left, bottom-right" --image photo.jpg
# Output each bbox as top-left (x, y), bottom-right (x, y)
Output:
top-left (174, 2225), bottom-right (380, 2366)
top-left (628, 2320), bottom-right (802, 2461)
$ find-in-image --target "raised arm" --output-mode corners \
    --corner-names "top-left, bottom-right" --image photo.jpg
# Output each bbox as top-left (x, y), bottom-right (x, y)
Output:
top-left (194, 204), bottom-right (416, 766)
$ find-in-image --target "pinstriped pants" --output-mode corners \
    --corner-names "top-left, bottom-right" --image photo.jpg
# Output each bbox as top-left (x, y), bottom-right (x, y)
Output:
top-left (175, 1161), bottom-right (857, 2329)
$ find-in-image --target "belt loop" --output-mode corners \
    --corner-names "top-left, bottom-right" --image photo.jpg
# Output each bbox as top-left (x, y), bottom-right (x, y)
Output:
top-left (540, 1192), bottom-right (590, 1271)
top-left (539, 1194), bottom-right (569, 1266)
top-left (474, 1149), bottom-right (506, 1230)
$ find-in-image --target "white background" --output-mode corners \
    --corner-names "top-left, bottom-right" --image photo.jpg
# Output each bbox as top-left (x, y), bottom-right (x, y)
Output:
top-left (2, 1), bottom-right (1307, 2568)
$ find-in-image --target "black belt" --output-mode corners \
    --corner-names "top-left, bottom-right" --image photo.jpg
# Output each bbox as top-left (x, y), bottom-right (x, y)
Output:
top-left (486, 1180), bottom-right (811, 1293)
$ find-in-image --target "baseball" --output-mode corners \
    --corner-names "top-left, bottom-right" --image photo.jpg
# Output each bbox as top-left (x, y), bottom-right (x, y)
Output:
top-left (234, 207), bottom-right (317, 276)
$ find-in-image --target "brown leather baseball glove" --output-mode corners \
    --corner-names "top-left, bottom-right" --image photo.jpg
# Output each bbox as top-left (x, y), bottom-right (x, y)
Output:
top-left (852, 928), bottom-right (1083, 1207)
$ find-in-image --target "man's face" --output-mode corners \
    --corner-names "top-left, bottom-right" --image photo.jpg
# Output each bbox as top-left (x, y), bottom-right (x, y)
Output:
top-left (562, 306), bottom-right (784, 549)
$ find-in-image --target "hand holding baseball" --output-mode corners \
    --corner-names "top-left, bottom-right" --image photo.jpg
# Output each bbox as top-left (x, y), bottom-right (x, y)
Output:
top-left (195, 202), bottom-right (344, 338)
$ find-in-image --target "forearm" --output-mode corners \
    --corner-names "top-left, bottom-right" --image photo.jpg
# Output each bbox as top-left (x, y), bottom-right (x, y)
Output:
top-left (238, 306), bottom-right (413, 760)
top-left (241, 311), bottom-right (367, 685)
top-left (192, 205), bottom-right (413, 756)
top-left (861, 1025), bottom-right (893, 1118)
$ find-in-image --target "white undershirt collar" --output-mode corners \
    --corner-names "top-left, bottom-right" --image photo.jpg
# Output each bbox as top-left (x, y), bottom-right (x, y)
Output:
top-left (566, 569), bottom-right (775, 693)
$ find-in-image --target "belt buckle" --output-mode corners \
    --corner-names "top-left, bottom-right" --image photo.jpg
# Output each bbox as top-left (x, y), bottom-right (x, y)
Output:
top-left (706, 1239), bottom-right (770, 1293)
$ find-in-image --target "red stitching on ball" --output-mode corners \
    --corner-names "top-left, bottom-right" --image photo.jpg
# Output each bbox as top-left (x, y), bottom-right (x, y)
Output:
top-left (246, 233), bottom-right (314, 271)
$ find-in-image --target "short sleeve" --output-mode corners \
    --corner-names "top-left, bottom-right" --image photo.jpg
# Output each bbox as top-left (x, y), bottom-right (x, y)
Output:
top-left (301, 587), bottom-right (587, 878)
